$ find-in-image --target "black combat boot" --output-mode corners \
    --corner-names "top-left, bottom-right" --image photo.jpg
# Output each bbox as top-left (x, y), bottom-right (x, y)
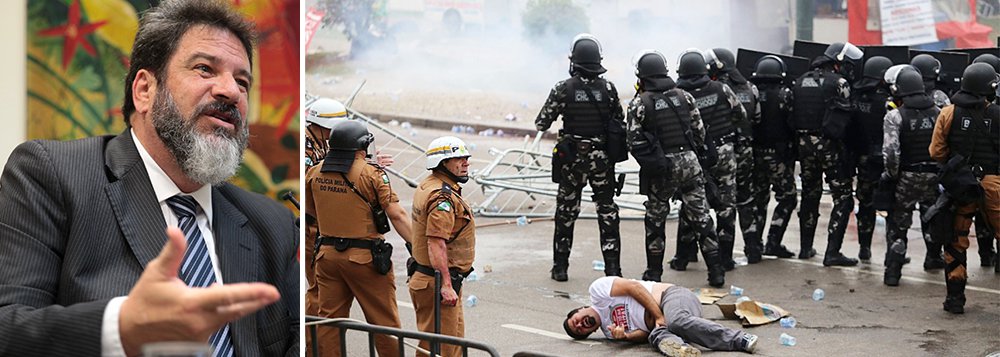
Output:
top-left (704, 251), bottom-right (726, 288)
top-left (943, 279), bottom-right (966, 314)
top-left (670, 240), bottom-right (697, 271)
top-left (883, 239), bottom-right (906, 286)
top-left (979, 237), bottom-right (996, 267)
top-left (858, 231), bottom-right (873, 262)
top-left (720, 239), bottom-right (736, 271)
top-left (745, 241), bottom-right (763, 264)
top-left (764, 230), bottom-right (795, 258)
top-left (823, 233), bottom-right (858, 267)
top-left (642, 252), bottom-right (664, 282)
top-left (923, 241), bottom-right (946, 270)
top-left (799, 224), bottom-right (817, 259)
top-left (551, 253), bottom-right (569, 282)
top-left (603, 254), bottom-right (623, 277)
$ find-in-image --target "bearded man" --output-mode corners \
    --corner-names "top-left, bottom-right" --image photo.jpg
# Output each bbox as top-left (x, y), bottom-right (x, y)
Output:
top-left (0, 0), bottom-right (298, 356)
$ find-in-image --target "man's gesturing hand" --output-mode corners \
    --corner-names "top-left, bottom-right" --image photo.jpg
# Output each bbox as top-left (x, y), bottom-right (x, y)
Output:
top-left (119, 227), bottom-right (280, 356)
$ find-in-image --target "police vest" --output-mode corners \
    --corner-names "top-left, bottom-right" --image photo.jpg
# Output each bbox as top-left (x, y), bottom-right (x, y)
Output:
top-left (562, 77), bottom-right (610, 137)
top-left (728, 81), bottom-right (757, 135)
top-left (689, 81), bottom-right (734, 141)
top-left (854, 87), bottom-right (889, 149)
top-left (898, 106), bottom-right (938, 165)
top-left (948, 104), bottom-right (1000, 173)
top-left (792, 70), bottom-right (840, 131)
top-left (640, 89), bottom-right (693, 151)
top-left (755, 84), bottom-right (793, 145)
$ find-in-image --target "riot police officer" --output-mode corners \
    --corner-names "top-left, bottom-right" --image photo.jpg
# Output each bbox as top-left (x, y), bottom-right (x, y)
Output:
top-left (536, 33), bottom-right (625, 281)
top-left (707, 48), bottom-right (764, 263)
top-left (848, 56), bottom-right (893, 263)
top-left (748, 55), bottom-right (798, 259)
top-left (408, 136), bottom-right (478, 355)
top-left (929, 63), bottom-right (1000, 313)
top-left (791, 42), bottom-right (862, 266)
top-left (671, 49), bottom-right (747, 272)
top-left (971, 53), bottom-right (999, 269)
top-left (910, 54), bottom-right (952, 108)
top-left (305, 120), bottom-right (413, 356)
top-left (881, 69), bottom-right (943, 286)
top-left (304, 97), bottom-right (347, 168)
top-left (627, 50), bottom-right (725, 287)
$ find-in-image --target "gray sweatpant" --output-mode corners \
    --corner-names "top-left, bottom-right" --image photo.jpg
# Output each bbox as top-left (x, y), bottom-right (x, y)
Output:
top-left (648, 286), bottom-right (745, 351)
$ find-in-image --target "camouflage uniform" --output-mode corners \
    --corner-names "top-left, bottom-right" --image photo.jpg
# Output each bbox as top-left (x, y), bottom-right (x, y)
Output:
top-left (792, 68), bottom-right (857, 264)
top-left (674, 83), bottom-right (746, 269)
top-left (849, 83), bottom-right (890, 261)
top-left (628, 88), bottom-right (724, 287)
top-left (752, 84), bottom-right (798, 255)
top-left (717, 73), bottom-right (764, 264)
top-left (882, 102), bottom-right (943, 284)
top-left (537, 76), bottom-right (624, 278)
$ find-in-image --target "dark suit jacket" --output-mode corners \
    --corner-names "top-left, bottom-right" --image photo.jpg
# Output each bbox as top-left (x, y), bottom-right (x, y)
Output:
top-left (0, 132), bottom-right (299, 356)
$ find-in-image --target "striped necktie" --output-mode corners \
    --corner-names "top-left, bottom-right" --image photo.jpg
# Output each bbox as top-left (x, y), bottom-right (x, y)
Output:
top-left (166, 195), bottom-right (234, 357)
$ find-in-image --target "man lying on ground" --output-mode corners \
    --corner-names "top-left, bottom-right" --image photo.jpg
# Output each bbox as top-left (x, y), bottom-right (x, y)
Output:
top-left (563, 277), bottom-right (758, 356)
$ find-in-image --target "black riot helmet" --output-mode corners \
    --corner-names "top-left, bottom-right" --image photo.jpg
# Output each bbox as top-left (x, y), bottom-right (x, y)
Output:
top-left (633, 49), bottom-right (669, 78)
top-left (893, 68), bottom-right (925, 97)
top-left (569, 33), bottom-right (606, 75)
top-left (752, 55), bottom-right (786, 81)
top-left (706, 48), bottom-right (736, 75)
top-left (972, 54), bottom-right (1000, 74)
top-left (910, 54), bottom-right (942, 81)
top-left (960, 62), bottom-right (1000, 97)
top-left (823, 42), bottom-right (863, 78)
top-left (321, 120), bottom-right (375, 173)
top-left (863, 56), bottom-right (893, 80)
top-left (676, 49), bottom-right (709, 77)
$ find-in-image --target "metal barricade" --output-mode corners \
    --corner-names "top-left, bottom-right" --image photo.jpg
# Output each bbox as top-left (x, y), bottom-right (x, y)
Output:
top-left (305, 316), bottom-right (501, 357)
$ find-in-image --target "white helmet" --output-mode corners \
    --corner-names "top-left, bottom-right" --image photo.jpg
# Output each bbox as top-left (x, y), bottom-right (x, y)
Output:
top-left (305, 98), bottom-right (347, 129)
top-left (425, 136), bottom-right (471, 169)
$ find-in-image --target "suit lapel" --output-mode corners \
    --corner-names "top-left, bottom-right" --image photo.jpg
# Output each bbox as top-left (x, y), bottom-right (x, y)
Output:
top-left (104, 131), bottom-right (167, 269)
top-left (213, 188), bottom-right (259, 356)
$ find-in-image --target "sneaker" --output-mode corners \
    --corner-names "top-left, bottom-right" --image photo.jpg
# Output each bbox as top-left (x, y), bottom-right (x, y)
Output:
top-left (657, 339), bottom-right (702, 357)
top-left (738, 333), bottom-right (759, 354)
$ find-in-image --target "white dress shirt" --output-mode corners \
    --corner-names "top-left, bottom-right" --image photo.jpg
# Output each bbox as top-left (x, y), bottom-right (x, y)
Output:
top-left (101, 129), bottom-right (224, 356)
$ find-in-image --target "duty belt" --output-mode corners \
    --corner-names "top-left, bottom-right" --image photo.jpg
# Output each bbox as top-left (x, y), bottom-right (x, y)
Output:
top-left (901, 162), bottom-right (940, 173)
top-left (317, 236), bottom-right (375, 251)
top-left (413, 262), bottom-right (473, 279)
top-left (712, 133), bottom-right (736, 146)
top-left (663, 145), bottom-right (690, 154)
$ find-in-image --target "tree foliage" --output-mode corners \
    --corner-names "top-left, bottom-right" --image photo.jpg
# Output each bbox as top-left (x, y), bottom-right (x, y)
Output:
top-left (522, 0), bottom-right (589, 47)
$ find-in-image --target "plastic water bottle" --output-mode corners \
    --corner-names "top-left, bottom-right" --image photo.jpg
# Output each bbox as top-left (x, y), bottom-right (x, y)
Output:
top-left (451, 125), bottom-right (461, 133)
top-left (736, 296), bottom-right (751, 303)
top-left (779, 333), bottom-right (797, 346)
top-left (780, 317), bottom-right (797, 328)
top-left (730, 285), bottom-right (744, 296)
top-left (465, 271), bottom-right (479, 282)
top-left (812, 288), bottom-right (825, 301)
top-left (464, 295), bottom-right (478, 307)
top-left (400, 121), bottom-right (412, 129)
top-left (592, 260), bottom-right (605, 271)
top-left (516, 216), bottom-right (528, 226)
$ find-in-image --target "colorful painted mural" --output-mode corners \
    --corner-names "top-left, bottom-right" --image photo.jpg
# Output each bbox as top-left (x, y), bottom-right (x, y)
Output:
top-left (26, 0), bottom-right (300, 208)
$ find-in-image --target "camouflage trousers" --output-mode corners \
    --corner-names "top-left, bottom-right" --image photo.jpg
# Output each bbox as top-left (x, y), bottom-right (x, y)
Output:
top-left (854, 154), bottom-right (879, 249)
top-left (646, 151), bottom-right (718, 269)
top-left (797, 133), bottom-right (854, 254)
top-left (676, 142), bottom-right (736, 260)
top-left (734, 136), bottom-right (762, 253)
top-left (885, 171), bottom-right (939, 262)
top-left (751, 145), bottom-right (798, 246)
top-left (553, 147), bottom-right (621, 263)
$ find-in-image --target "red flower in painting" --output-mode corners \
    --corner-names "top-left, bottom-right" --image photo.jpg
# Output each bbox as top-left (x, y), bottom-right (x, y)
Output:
top-left (37, 0), bottom-right (108, 70)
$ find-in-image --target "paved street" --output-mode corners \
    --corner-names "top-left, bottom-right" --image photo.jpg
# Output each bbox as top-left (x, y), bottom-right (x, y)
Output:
top-left (325, 125), bottom-right (1000, 357)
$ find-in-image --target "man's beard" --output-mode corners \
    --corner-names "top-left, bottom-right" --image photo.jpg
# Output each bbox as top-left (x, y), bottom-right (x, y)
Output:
top-left (151, 88), bottom-right (249, 186)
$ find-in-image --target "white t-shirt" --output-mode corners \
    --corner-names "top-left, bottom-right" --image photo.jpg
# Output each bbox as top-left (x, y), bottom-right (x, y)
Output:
top-left (589, 277), bottom-right (655, 338)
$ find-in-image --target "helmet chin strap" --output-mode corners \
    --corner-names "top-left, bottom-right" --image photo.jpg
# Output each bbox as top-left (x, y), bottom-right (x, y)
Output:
top-left (434, 166), bottom-right (469, 184)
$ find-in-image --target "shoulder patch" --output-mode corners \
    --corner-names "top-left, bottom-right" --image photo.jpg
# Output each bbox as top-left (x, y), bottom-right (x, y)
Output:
top-left (436, 201), bottom-right (452, 211)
